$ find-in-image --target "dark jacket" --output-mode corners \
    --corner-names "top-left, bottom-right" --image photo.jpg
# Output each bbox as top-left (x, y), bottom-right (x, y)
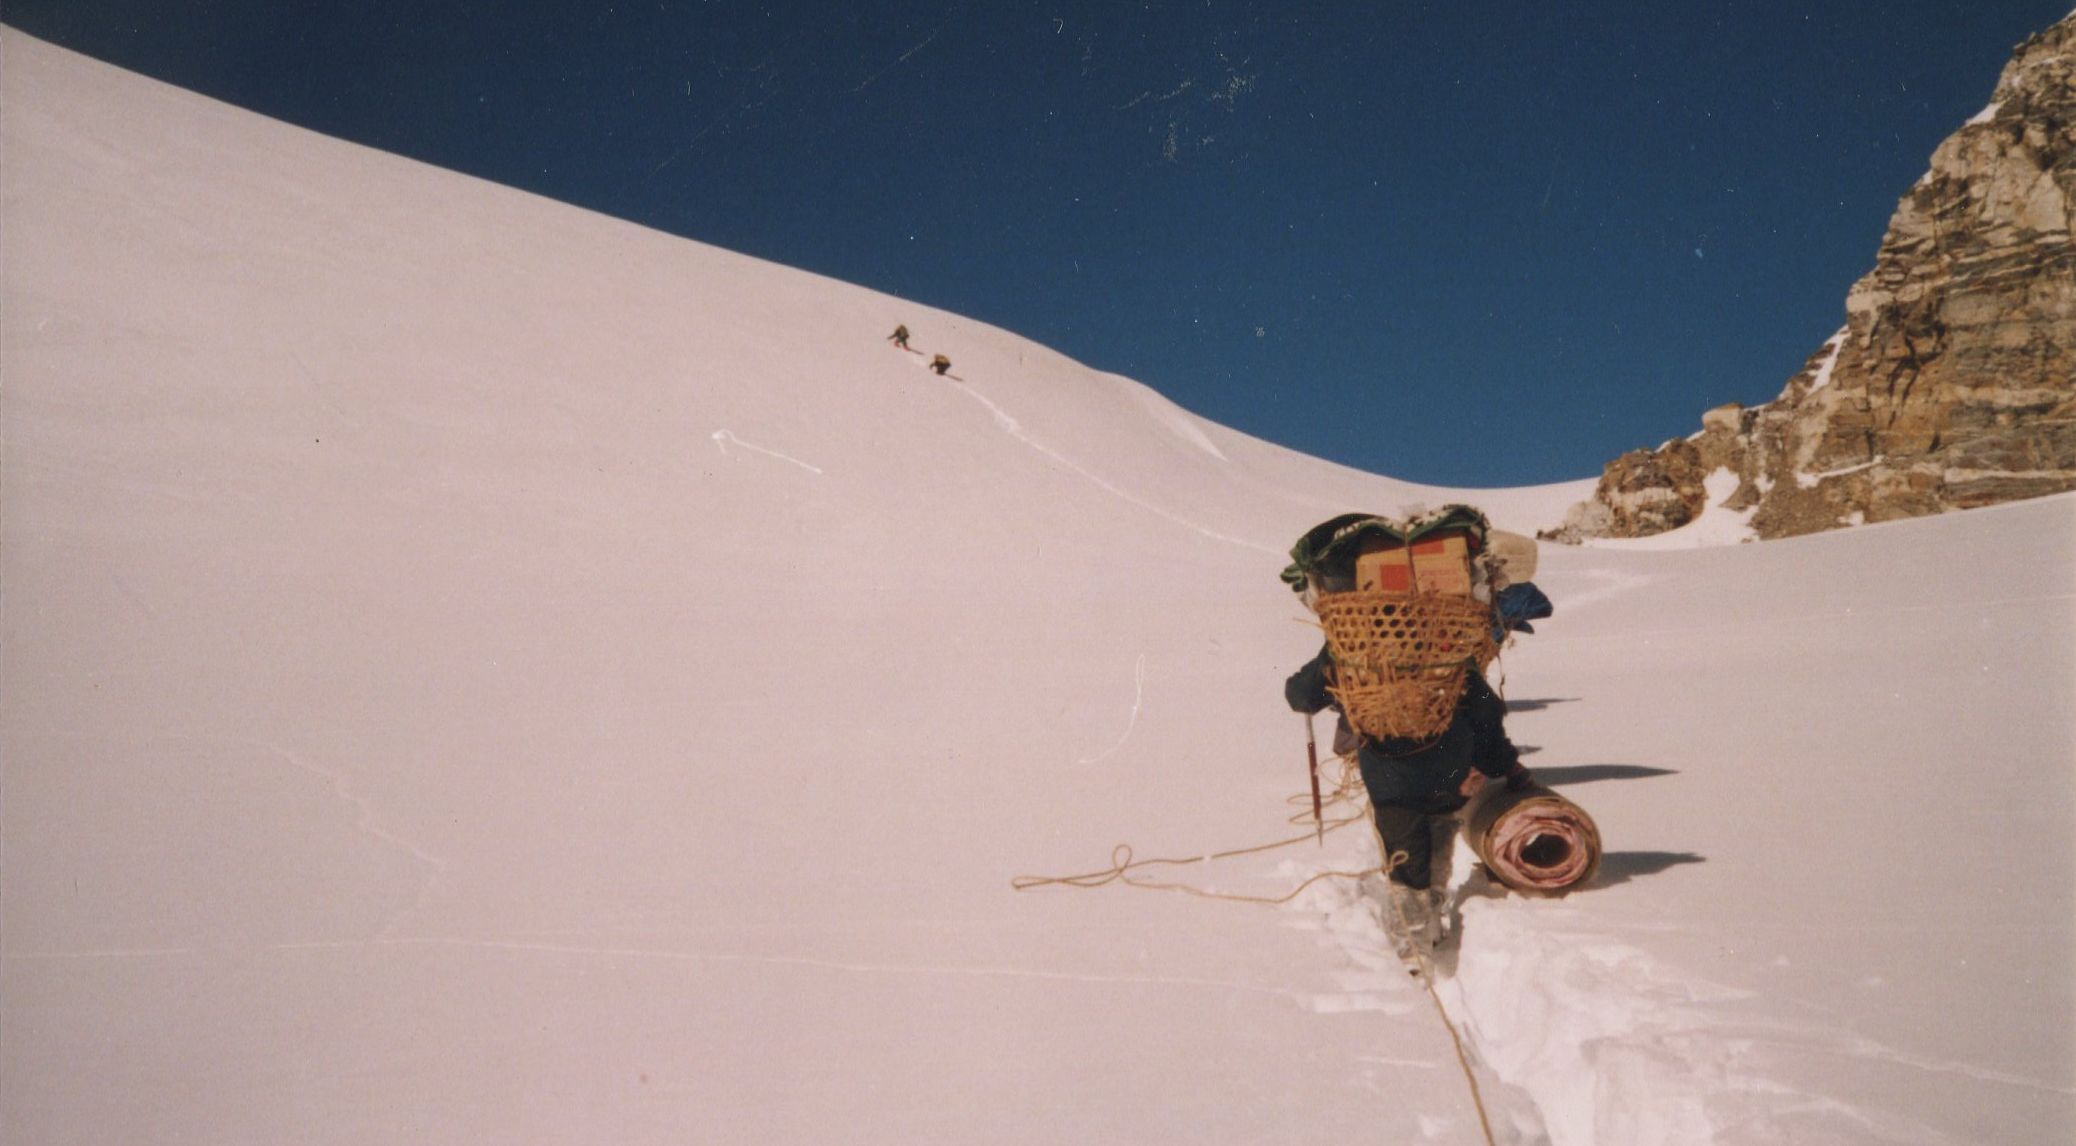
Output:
top-left (1285, 645), bottom-right (1519, 813)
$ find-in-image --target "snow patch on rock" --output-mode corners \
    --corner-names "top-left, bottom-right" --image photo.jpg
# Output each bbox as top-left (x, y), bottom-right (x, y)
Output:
top-left (1581, 468), bottom-right (1755, 549)
top-left (1804, 327), bottom-right (1848, 394)
top-left (1796, 456), bottom-right (1885, 490)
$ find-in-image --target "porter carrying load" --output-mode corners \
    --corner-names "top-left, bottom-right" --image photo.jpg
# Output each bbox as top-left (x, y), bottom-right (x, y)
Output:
top-left (1281, 506), bottom-right (1599, 918)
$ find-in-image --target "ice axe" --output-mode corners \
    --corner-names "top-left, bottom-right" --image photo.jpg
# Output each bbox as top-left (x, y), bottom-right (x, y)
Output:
top-left (1303, 713), bottom-right (1325, 846)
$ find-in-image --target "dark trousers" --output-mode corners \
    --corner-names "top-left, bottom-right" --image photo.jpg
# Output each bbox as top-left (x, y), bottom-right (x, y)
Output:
top-left (1348, 715), bottom-right (1476, 891)
top-left (1373, 804), bottom-right (1462, 890)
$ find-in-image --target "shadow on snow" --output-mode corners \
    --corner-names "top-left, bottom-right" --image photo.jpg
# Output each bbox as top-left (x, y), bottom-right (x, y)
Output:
top-left (1593, 850), bottom-right (1707, 887)
top-left (1533, 763), bottom-right (1680, 786)
top-left (1504, 697), bottom-right (1582, 713)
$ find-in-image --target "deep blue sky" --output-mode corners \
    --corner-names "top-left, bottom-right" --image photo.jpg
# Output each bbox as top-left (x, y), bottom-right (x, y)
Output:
top-left (8, 2), bottom-right (2069, 485)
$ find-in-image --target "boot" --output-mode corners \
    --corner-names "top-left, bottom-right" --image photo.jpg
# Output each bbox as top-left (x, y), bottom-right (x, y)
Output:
top-left (1386, 882), bottom-right (1440, 953)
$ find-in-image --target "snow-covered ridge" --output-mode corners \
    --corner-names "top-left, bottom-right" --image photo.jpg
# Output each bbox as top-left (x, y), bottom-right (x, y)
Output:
top-left (4, 28), bottom-right (2071, 1146)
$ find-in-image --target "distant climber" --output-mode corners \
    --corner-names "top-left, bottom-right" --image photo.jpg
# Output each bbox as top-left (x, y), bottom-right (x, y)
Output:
top-left (930, 353), bottom-right (952, 376)
top-left (888, 324), bottom-right (911, 350)
top-left (1279, 506), bottom-right (1544, 955)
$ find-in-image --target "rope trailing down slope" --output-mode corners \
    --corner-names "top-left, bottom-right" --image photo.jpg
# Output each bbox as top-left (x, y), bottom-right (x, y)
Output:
top-left (1463, 781), bottom-right (1602, 894)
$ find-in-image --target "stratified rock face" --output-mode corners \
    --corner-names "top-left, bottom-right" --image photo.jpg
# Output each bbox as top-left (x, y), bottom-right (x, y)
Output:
top-left (1555, 13), bottom-right (2075, 542)
top-left (1594, 441), bottom-right (1710, 536)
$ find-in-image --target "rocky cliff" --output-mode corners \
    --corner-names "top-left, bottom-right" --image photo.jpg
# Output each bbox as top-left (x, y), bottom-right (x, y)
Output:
top-left (1551, 12), bottom-right (2075, 542)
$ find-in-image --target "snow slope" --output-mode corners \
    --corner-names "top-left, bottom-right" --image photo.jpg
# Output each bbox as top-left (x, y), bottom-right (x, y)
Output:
top-left (3, 30), bottom-right (2070, 1145)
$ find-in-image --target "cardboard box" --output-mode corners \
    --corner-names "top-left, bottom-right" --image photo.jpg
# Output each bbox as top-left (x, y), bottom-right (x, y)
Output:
top-left (1354, 545), bottom-right (1409, 592)
top-left (1354, 533), bottom-right (1473, 596)
top-left (1412, 534), bottom-right (1473, 595)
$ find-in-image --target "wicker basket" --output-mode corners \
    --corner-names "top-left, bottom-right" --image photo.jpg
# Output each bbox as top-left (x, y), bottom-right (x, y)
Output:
top-left (1315, 589), bottom-right (1498, 742)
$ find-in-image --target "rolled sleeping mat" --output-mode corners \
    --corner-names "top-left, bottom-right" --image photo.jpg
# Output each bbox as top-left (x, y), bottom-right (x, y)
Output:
top-left (1463, 781), bottom-right (1601, 894)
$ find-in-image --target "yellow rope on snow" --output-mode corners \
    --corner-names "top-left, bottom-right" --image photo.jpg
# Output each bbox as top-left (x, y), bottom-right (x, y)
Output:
top-left (1012, 750), bottom-right (1499, 1146)
top-left (1375, 844), bottom-right (1500, 1146)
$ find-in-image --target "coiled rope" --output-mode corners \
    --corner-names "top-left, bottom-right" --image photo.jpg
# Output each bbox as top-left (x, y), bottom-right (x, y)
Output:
top-left (1009, 753), bottom-right (1379, 903)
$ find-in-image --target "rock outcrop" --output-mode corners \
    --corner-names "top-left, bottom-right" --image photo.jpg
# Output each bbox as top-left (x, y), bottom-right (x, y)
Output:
top-left (1551, 12), bottom-right (2076, 542)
